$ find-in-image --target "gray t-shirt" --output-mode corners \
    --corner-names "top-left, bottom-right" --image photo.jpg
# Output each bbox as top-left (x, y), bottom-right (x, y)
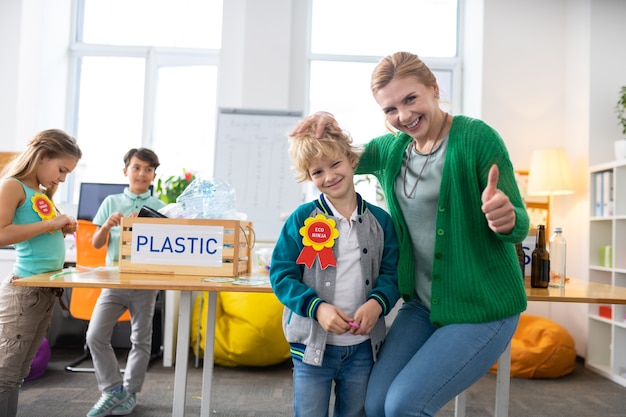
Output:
top-left (394, 135), bottom-right (448, 310)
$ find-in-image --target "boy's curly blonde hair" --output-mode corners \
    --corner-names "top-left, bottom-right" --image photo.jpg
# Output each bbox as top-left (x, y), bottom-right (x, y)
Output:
top-left (288, 124), bottom-right (362, 183)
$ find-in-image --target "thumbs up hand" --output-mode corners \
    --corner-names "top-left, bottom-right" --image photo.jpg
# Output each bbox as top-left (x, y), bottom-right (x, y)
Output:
top-left (481, 164), bottom-right (516, 234)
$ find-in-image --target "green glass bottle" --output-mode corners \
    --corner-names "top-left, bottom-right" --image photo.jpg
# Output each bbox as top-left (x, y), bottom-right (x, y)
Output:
top-left (531, 225), bottom-right (550, 288)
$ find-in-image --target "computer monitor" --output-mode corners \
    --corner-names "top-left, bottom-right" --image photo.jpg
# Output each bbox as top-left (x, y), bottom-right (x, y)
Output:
top-left (76, 182), bottom-right (154, 221)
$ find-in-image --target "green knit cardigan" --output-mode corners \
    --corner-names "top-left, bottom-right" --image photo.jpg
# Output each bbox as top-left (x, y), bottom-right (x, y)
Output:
top-left (356, 115), bottom-right (528, 326)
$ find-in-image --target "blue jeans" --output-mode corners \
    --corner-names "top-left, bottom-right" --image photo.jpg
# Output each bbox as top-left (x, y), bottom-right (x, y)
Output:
top-left (365, 301), bottom-right (519, 417)
top-left (293, 340), bottom-right (372, 417)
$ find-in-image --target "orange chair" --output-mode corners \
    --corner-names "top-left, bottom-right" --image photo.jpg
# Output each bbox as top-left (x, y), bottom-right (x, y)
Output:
top-left (74, 219), bottom-right (109, 268)
top-left (65, 220), bottom-right (130, 372)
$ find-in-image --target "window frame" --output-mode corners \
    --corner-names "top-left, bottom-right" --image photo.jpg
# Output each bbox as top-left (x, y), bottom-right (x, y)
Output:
top-left (64, 0), bottom-right (220, 204)
top-left (304, 0), bottom-right (464, 117)
top-left (304, 0), bottom-right (464, 205)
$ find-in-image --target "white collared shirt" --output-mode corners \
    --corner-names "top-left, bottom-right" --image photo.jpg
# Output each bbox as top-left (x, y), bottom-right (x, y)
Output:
top-left (323, 198), bottom-right (368, 346)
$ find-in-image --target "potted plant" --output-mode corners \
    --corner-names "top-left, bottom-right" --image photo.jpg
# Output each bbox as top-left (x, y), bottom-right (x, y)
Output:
top-left (615, 86), bottom-right (626, 160)
top-left (156, 169), bottom-right (196, 204)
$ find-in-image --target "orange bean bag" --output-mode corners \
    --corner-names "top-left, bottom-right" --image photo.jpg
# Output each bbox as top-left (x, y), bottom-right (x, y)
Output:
top-left (490, 314), bottom-right (576, 378)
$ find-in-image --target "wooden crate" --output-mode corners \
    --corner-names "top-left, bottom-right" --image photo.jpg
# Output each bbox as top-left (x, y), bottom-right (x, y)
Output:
top-left (119, 217), bottom-right (254, 277)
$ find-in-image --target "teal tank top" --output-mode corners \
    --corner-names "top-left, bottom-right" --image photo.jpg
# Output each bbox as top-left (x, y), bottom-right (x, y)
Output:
top-left (12, 179), bottom-right (65, 277)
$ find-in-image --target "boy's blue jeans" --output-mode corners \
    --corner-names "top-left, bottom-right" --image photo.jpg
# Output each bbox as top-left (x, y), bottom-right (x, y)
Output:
top-left (365, 300), bottom-right (519, 417)
top-left (293, 340), bottom-right (372, 417)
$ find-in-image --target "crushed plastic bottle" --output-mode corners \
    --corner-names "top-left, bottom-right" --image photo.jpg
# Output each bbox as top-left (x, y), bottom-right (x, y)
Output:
top-left (176, 177), bottom-right (242, 219)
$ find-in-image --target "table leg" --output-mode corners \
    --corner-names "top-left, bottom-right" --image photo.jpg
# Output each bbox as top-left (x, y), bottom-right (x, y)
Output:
top-left (454, 390), bottom-right (467, 417)
top-left (200, 292), bottom-right (218, 417)
top-left (454, 340), bottom-right (511, 417)
top-left (172, 291), bottom-right (192, 417)
top-left (163, 290), bottom-right (181, 367)
top-left (494, 341), bottom-right (511, 417)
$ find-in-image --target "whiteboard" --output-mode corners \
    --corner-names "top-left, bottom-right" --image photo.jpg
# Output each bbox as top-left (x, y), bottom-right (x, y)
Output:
top-left (214, 109), bottom-right (303, 242)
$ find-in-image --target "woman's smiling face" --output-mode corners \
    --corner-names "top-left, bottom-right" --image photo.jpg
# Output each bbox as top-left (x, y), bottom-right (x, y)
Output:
top-left (374, 75), bottom-right (440, 141)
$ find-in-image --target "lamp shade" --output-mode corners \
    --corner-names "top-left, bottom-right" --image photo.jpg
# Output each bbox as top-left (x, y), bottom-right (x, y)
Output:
top-left (527, 148), bottom-right (574, 196)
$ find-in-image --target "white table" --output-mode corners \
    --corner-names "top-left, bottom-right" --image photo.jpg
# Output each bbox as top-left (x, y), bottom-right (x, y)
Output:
top-left (19, 272), bottom-right (626, 416)
top-left (14, 269), bottom-right (272, 417)
top-left (455, 276), bottom-right (626, 417)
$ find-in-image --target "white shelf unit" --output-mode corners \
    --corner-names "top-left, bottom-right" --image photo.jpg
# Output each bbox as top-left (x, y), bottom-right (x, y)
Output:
top-left (587, 160), bottom-right (626, 386)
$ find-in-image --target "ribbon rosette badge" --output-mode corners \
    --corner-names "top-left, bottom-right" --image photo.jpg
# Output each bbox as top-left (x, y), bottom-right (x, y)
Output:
top-left (31, 193), bottom-right (57, 234)
top-left (296, 214), bottom-right (339, 270)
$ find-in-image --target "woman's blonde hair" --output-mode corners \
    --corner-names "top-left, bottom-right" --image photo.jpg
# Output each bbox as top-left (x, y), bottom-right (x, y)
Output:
top-left (371, 51), bottom-right (438, 95)
top-left (289, 124), bottom-right (362, 183)
top-left (1, 129), bottom-right (82, 199)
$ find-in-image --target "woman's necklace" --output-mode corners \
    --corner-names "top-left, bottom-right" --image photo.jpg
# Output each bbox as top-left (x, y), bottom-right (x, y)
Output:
top-left (402, 112), bottom-right (449, 199)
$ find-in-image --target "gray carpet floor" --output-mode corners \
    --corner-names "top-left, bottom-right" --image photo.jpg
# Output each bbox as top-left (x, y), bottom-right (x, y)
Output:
top-left (17, 346), bottom-right (626, 417)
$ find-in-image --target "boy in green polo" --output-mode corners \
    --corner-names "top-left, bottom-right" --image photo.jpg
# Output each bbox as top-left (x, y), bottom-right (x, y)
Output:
top-left (86, 148), bottom-right (165, 417)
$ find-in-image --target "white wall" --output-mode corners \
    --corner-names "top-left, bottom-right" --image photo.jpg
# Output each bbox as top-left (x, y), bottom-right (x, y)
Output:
top-left (2, 0), bottom-right (626, 357)
top-left (480, 0), bottom-right (585, 351)
top-left (0, 0), bottom-right (72, 149)
top-left (478, 0), bottom-right (626, 356)
top-left (218, 0), bottom-right (307, 112)
top-left (553, 0), bottom-right (592, 358)
top-left (0, 0), bottom-right (21, 146)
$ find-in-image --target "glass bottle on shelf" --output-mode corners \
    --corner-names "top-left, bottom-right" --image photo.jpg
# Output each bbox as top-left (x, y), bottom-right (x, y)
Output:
top-left (531, 225), bottom-right (550, 288)
top-left (548, 227), bottom-right (566, 287)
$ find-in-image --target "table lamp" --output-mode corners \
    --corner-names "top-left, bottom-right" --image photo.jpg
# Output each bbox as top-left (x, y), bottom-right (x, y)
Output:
top-left (527, 148), bottom-right (574, 227)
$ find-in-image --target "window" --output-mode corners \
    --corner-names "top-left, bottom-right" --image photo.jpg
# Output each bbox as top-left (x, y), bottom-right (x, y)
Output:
top-left (67, 0), bottom-right (223, 204)
top-left (308, 0), bottom-right (460, 143)
top-left (307, 0), bottom-right (460, 203)
top-left (80, 0), bottom-right (221, 48)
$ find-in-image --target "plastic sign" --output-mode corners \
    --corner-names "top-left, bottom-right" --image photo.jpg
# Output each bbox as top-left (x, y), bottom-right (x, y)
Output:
top-left (130, 223), bottom-right (224, 267)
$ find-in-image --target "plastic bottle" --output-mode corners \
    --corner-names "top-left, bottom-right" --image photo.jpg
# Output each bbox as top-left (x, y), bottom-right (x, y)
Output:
top-left (531, 225), bottom-right (550, 288)
top-left (549, 227), bottom-right (567, 287)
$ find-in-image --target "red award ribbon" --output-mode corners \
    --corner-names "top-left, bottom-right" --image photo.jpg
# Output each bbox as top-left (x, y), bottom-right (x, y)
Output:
top-left (296, 214), bottom-right (339, 270)
top-left (31, 193), bottom-right (57, 234)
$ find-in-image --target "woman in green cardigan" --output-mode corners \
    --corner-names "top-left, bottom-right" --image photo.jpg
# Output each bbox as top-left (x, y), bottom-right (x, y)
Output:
top-left (293, 51), bottom-right (529, 417)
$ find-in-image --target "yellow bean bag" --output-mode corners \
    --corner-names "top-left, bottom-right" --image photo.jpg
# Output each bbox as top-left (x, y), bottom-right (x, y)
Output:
top-left (191, 291), bottom-right (289, 367)
top-left (490, 314), bottom-right (576, 378)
